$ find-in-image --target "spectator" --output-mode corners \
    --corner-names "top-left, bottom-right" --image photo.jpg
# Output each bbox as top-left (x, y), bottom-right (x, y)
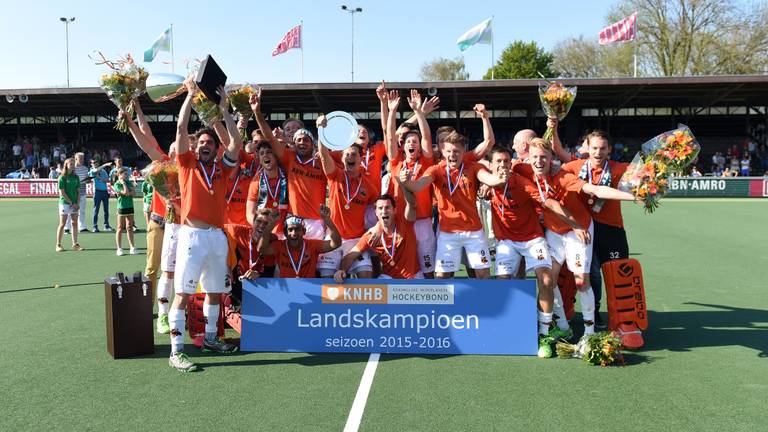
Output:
top-left (740, 155), bottom-right (751, 176)
top-left (757, 144), bottom-right (768, 172)
top-left (49, 163), bottom-right (61, 179)
top-left (690, 166), bottom-right (703, 177)
top-left (65, 152), bottom-right (90, 233)
top-left (730, 156), bottom-right (739, 173)
top-left (30, 167), bottom-right (40, 179)
top-left (12, 139), bottom-right (22, 163)
top-left (722, 167), bottom-right (733, 177)
top-left (55, 158), bottom-right (84, 252)
top-left (89, 157), bottom-right (113, 232)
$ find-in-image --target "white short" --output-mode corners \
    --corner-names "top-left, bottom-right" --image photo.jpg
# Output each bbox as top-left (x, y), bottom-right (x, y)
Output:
top-left (58, 203), bottom-right (77, 216)
top-left (317, 237), bottom-right (372, 274)
top-left (495, 237), bottom-right (552, 276)
top-left (414, 218), bottom-right (437, 274)
top-left (545, 222), bottom-right (593, 274)
top-left (435, 229), bottom-right (491, 273)
top-left (303, 218), bottom-right (325, 240)
top-left (160, 222), bottom-right (179, 272)
top-left (174, 225), bottom-right (231, 294)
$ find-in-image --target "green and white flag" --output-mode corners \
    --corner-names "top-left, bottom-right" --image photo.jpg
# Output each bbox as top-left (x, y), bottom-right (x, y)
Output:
top-left (144, 28), bottom-right (172, 62)
top-left (457, 18), bottom-right (493, 52)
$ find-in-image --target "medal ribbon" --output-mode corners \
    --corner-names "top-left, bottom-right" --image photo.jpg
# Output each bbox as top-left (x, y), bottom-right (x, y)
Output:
top-left (380, 227), bottom-right (397, 258)
top-left (492, 181), bottom-right (509, 214)
top-left (263, 169), bottom-right (284, 205)
top-left (287, 240), bottom-right (306, 277)
top-left (198, 161), bottom-right (216, 194)
top-left (344, 171), bottom-right (363, 207)
top-left (446, 163), bottom-right (464, 195)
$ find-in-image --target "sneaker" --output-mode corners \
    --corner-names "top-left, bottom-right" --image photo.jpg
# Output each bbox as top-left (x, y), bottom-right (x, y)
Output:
top-left (103, 226), bottom-right (114, 232)
top-left (549, 326), bottom-right (573, 340)
top-left (202, 337), bottom-right (238, 354)
top-left (64, 229), bottom-right (70, 235)
top-left (116, 248), bottom-right (124, 256)
top-left (168, 352), bottom-right (197, 372)
top-left (55, 244), bottom-right (64, 252)
top-left (537, 335), bottom-right (554, 358)
top-left (71, 243), bottom-right (84, 251)
top-left (156, 314), bottom-right (170, 334)
top-left (92, 227), bottom-right (100, 233)
top-left (129, 247), bottom-right (138, 255)
top-left (132, 226), bottom-right (139, 232)
top-left (79, 228), bottom-right (89, 233)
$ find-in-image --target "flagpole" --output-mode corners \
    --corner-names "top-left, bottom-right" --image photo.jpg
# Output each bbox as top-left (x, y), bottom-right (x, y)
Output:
top-left (170, 23), bottom-right (175, 74)
top-left (300, 19), bottom-right (304, 83)
top-left (490, 15), bottom-right (495, 80)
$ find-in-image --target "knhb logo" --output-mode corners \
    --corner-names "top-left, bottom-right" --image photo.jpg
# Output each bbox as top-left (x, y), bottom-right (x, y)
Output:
top-left (322, 285), bottom-right (388, 304)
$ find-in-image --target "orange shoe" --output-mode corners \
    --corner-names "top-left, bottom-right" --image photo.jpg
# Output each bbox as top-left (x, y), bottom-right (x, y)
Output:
top-left (616, 323), bottom-right (644, 349)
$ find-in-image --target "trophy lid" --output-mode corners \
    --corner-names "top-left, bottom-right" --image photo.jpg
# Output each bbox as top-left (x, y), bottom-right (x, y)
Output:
top-left (195, 55), bottom-right (227, 104)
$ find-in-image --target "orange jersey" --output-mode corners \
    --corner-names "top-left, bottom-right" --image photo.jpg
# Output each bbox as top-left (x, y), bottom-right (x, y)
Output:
top-left (326, 168), bottom-right (377, 239)
top-left (425, 160), bottom-right (486, 233)
top-left (356, 218), bottom-right (420, 279)
top-left (280, 148), bottom-right (327, 220)
top-left (515, 164), bottom-right (590, 235)
top-left (176, 151), bottom-right (233, 228)
top-left (225, 152), bottom-right (259, 226)
top-left (271, 239), bottom-right (325, 278)
top-left (561, 159), bottom-right (629, 228)
top-left (332, 142), bottom-right (387, 196)
top-left (489, 174), bottom-right (544, 242)
top-left (388, 155), bottom-right (435, 220)
top-left (247, 171), bottom-right (288, 235)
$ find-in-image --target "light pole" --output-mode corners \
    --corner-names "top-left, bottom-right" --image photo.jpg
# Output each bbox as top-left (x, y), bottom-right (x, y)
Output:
top-left (60, 17), bottom-right (75, 87)
top-left (341, 5), bottom-right (362, 82)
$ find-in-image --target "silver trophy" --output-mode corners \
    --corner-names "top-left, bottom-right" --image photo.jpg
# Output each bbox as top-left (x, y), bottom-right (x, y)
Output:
top-left (145, 73), bottom-right (187, 103)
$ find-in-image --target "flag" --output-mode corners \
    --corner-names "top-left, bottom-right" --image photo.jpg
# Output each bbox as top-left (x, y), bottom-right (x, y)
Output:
top-left (272, 25), bottom-right (302, 57)
top-left (599, 13), bottom-right (637, 45)
top-left (144, 27), bottom-right (172, 62)
top-left (457, 18), bottom-right (493, 52)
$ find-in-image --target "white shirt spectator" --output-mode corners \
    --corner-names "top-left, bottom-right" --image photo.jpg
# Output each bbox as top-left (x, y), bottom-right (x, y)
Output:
top-left (49, 167), bottom-right (61, 179)
top-left (12, 143), bottom-right (22, 156)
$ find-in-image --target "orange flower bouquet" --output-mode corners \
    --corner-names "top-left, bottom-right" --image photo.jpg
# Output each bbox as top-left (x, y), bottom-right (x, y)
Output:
top-left (642, 124), bottom-right (700, 173)
top-left (226, 84), bottom-right (257, 140)
top-left (191, 92), bottom-right (222, 127)
top-left (538, 81), bottom-right (577, 141)
top-left (619, 153), bottom-right (669, 214)
top-left (94, 53), bottom-right (149, 134)
top-left (556, 332), bottom-right (624, 366)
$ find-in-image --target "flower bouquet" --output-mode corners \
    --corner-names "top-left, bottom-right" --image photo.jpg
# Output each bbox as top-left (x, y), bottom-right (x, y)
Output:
top-left (556, 332), bottom-right (624, 366)
top-left (226, 84), bottom-right (258, 140)
top-left (94, 53), bottom-right (149, 134)
top-left (619, 153), bottom-right (669, 214)
top-left (641, 124), bottom-right (700, 173)
top-left (142, 160), bottom-right (179, 222)
top-left (538, 81), bottom-right (577, 141)
top-left (191, 91), bottom-right (222, 127)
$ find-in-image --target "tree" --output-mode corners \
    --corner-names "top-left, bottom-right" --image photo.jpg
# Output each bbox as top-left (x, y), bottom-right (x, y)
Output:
top-left (552, 35), bottom-right (635, 78)
top-left (419, 57), bottom-right (470, 81)
top-left (483, 40), bottom-right (554, 80)
top-left (607, 0), bottom-right (768, 76)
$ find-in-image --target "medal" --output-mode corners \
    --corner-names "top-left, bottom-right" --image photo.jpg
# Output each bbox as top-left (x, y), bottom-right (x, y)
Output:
top-left (263, 169), bottom-right (283, 208)
top-left (198, 161), bottom-right (217, 196)
top-left (380, 227), bottom-right (397, 259)
top-left (287, 240), bottom-right (306, 277)
top-left (344, 171), bottom-right (363, 209)
top-left (272, 201), bottom-right (278, 208)
top-left (588, 198), bottom-right (594, 205)
top-left (446, 163), bottom-right (464, 195)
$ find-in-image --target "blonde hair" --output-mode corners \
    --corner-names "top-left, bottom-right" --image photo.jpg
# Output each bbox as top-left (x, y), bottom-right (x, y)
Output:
top-left (527, 137), bottom-right (552, 152)
top-left (443, 131), bottom-right (467, 148)
top-left (62, 158), bottom-right (75, 175)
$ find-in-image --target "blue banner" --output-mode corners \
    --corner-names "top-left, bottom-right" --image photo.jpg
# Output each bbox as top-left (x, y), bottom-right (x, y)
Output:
top-left (241, 278), bottom-right (538, 355)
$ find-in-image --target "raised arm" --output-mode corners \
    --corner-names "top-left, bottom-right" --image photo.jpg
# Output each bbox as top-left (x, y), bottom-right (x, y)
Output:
top-left (385, 90), bottom-right (401, 161)
top-left (133, 100), bottom-right (156, 141)
top-left (122, 107), bottom-right (165, 161)
top-left (319, 204), bottom-right (342, 252)
top-left (216, 86), bottom-right (243, 163)
top-left (249, 87), bottom-right (276, 145)
top-left (175, 79), bottom-right (196, 155)
top-left (376, 80), bottom-right (388, 138)
top-left (315, 115), bottom-right (336, 176)
top-left (472, 104), bottom-right (495, 160)
top-left (257, 213), bottom-right (279, 256)
top-left (408, 89), bottom-right (433, 160)
top-left (548, 117), bottom-right (573, 163)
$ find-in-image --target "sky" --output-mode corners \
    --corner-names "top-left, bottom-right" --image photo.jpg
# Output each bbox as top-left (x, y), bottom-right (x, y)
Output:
top-left (0, 0), bottom-right (619, 89)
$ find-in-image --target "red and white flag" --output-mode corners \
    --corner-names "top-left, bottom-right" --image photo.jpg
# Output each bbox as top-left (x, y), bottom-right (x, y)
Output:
top-left (272, 24), bottom-right (302, 57)
top-left (599, 13), bottom-right (637, 45)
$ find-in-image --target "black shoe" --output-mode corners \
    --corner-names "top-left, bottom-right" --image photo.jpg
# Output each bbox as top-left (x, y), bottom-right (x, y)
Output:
top-left (595, 312), bottom-right (607, 330)
top-left (64, 229), bottom-right (70, 235)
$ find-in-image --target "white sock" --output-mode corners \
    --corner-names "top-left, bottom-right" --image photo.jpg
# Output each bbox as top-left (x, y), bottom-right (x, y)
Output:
top-left (157, 276), bottom-right (173, 316)
top-left (578, 288), bottom-right (596, 335)
top-left (552, 287), bottom-right (570, 330)
top-left (168, 308), bottom-right (186, 353)
top-left (203, 301), bottom-right (219, 341)
top-left (538, 311), bottom-right (553, 335)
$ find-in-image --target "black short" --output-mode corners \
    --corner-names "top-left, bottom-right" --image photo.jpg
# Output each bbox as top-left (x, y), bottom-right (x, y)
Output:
top-left (117, 208), bottom-right (135, 216)
top-left (593, 221), bottom-right (629, 264)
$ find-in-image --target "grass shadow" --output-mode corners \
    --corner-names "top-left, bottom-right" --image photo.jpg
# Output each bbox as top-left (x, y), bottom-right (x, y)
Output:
top-left (0, 282), bottom-right (102, 294)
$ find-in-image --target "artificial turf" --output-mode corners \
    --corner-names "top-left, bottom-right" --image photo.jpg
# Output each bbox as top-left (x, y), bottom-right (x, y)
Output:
top-left (1, 198), bottom-right (766, 431)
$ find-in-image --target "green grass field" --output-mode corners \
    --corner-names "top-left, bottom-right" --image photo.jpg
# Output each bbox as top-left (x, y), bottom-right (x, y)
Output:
top-left (1, 198), bottom-right (767, 431)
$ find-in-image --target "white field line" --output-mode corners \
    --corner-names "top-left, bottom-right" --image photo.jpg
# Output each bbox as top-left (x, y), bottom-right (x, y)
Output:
top-left (343, 353), bottom-right (381, 432)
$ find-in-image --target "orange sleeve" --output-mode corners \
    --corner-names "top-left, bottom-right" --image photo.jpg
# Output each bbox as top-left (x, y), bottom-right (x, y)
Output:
top-left (247, 177), bottom-right (260, 202)
top-left (177, 151), bottom-right (196, 168)
top-left (558, 172), bottom-right (586, 193)
top-left (355, 233), bottom-right (372, 253)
